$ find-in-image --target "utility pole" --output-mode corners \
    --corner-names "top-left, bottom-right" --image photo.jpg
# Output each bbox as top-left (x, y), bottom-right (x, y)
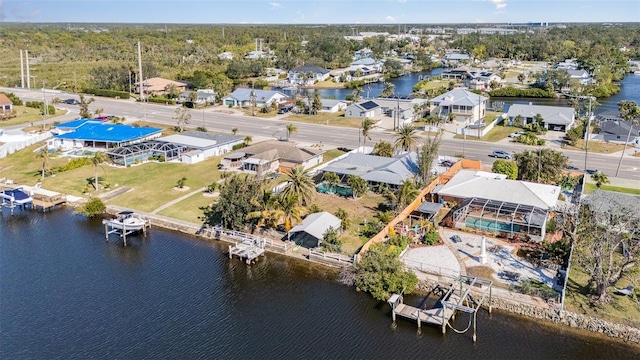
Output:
top-left (537, 148), bottom-right (542, 183)
top-left (42, 81), bottom-right (47, 130)
top-left (25, 49), bottom-right (31, 89)
top-left (19, 50), bottom-right (25, 88)
top-left (584, 96), bottom-right (593, 172)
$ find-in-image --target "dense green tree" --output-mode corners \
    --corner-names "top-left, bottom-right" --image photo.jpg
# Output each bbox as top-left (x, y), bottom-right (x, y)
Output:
top-left (514, 149), bottom-right (569, 184)
top-left (75, 197), bottom-right (106, 217)
top-left (321, 227), bottom-right (343, 253)
top-left (491, 159), bottom-right (518, 180)
top-left (201, 174), bottom-right (262, 230)
top-left (354, 243), bottom-right (419, 301)
top-left (322, 172), bottom-right (340, 193)
top-left (615, 100), bottom-right (640, 177)
top-left (417, 133), bottom-right (441, 183)
top-left (372, 140), bottom-right (394, 158)
top-left (347, 175), bottom-right (368, 198)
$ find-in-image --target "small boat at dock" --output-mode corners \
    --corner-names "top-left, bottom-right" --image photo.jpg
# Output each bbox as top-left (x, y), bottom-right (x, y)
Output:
top-left (103, 211), bottom-right (149, 231)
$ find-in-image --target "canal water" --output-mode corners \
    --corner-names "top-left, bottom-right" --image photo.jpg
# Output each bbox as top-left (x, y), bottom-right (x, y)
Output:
top-left (1, 209), bottom-right (639, 359)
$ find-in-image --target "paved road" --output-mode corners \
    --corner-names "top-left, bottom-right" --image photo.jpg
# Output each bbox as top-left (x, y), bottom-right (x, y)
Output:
top-left (3, 87), bottom-right (639, 180)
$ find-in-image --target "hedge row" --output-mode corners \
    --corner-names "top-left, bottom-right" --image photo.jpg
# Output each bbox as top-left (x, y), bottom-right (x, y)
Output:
top-left (148, 97), bottom-right (176, 105)
top-left (0, 92), bottom-right (23, 106)
top-left (489, 87), bottom-right (554, 98)
top-left (83, 88), bottom-right (130, 99)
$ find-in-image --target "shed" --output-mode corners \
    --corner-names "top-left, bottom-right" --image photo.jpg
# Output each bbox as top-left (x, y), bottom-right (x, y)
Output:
top-left (288, 212), bottom-right (342, 248)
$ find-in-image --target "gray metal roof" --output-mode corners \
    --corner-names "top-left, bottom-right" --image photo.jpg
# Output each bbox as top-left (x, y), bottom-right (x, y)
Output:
top-left (507, 104), bottom-right (575, 126)
top-left (223, 89), bottom-right (286, 102)
top-left (158, 131), bottom-right (243, 150)
top-left (291, 65), bottom-right (330, 75)
top-left (416, 202), bottom-right (443, 214)
top-left (429, 88), bottom-right (488, 107)
top-left (288, 212), bottom-right (342, 240)
top-left (322, 152), bottom-right (418, 186)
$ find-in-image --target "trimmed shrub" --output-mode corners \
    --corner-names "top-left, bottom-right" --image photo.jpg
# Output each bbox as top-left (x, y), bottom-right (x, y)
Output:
top-left (83, 88), bottom-right (130, 99)
top-left (232, 143), bottom-right (246, 150)
top-left (489, 87), bottom-right (554, 98)
top-left (0, 92), bottom-right (23, 106)
top-left (148, 97), bottom-right (175, 105)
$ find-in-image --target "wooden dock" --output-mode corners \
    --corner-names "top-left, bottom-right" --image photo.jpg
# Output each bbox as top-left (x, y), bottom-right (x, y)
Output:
top-left (229, 238), bottom-right (266, 264)
top-left (388, 276), bottom-right (493, 342)
top-left (32, 193), bottom-right (66, 211)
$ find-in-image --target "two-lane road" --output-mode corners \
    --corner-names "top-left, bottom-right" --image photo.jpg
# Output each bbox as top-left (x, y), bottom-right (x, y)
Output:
top-left (4, 87), bottom-right (639, 180)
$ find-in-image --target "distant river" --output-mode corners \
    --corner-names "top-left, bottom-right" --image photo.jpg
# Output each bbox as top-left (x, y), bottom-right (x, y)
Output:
top-left (1, 209), bottom-right (639, 359)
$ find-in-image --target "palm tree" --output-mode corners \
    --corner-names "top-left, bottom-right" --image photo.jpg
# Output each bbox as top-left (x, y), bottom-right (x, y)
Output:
top-left (381, 82), bottom-right (395, 98)
top-left (39, 146), bottom-right (51, 182)
top-left (286, 123), bottom-right (297, 141)
top-left (311, 90), bottom-right (322, 115)
top-left (246, 188), bottom-right (280, 230)
top-left (281, 167), bottom-right (315, 206)
top-left (514, 148), bottom-right (569, 184)
top-left (334, 208), bottom-right (350, 230)
top-left (275, 194), bottom-right (304, 236)
top-left (231, 127), bottom-right (238, 135)
top-left (591, 171), bottom-right (610, 188)
top-left (347, 175), bottom-right (367, 198)
top-left (244, 136), bottom-right (253, 145)
top-left (395, 179), bottom-right (419, 211)
top-left (351, 87), bottom-right (362, 102)
top-left (91, 152), bottom-right (109, 191)
top-left (615, 100), bottom-right (640, 177)
top-left (322, 172), bottom-right (340, 193)
top-left (513, 114), bottom-right (524, 127)
top-left (361, 118), bottom-right (374, 151)
top-left (393, 124), bottom-right (419, 152)
top-left (372, 140), bottom-right (394, 157)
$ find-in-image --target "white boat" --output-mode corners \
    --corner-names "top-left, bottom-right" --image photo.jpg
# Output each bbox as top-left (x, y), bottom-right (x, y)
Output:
top-left (634, 70), bottom-right (640, 75)
top-left (102, 211), bottom-right (149, 231)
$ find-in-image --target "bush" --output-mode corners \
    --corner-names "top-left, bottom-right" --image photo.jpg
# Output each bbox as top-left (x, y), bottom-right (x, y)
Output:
top-left (321, 227), bottom-right (343, 253)
top-left (422, 228), bottom-right (440, 245)
top-left (148, 96), bottom-right (175, 105)
top-left (513, 132), bottom-right (546, 145)
top-left (232, 143), bottom-right (246, 150)
top-left (354, 243), bottom-right (418, 301)
top-left (489, 86), bottom-right (554, 98)
top-left (360, 218), bottom-right (384, 238)
top-left (74, 197), bottom-right (106, 217)
top-left (83, 88), bottom-right (130, 99)
top-left (25, 101), bottom-right (43, 109)
top-left (387, 234), bottom-right (409, 249)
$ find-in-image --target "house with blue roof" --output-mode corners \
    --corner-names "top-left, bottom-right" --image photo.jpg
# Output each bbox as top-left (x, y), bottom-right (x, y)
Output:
top-left (221, 89), bottom-right (287, 108)
top-left (47, 119), bottom-right (162, 150)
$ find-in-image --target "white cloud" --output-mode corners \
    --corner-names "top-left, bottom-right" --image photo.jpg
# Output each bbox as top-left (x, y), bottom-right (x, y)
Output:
top-left (385, 15), bottom-right (396, 22)
top-left (487, 0), bottom-right (507, 9)
top-left (269, 2), bottom-right (281, 10)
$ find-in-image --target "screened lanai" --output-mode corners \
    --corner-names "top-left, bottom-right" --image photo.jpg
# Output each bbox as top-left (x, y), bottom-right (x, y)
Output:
top-left (451, 197), bottom-right (549, 242)
top-left (107, 141), bottom-right (187, 166)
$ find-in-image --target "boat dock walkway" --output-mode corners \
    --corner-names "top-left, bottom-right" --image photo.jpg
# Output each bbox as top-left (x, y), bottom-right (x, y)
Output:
top-left (388, 275), bottom-right (493, 342)
top-left (228, 238), bottom-right (266, 264)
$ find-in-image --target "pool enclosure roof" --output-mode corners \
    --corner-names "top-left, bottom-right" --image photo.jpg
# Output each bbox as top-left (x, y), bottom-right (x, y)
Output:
top-left (455, 197), bottom-right (548, 228)
top-left (106, 141), bottom-right (187, 161)
top-left (54, 121), bottom-right (162, 143)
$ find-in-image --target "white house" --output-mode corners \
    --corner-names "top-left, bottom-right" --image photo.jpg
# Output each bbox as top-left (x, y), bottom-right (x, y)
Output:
top-left (221, 89), bottom-right (287, 108)
top-left (344, 100), bottom-right (383, 119)
top-left (304, 98), bottom-right (348, 113)
top-left (156, 131), bottom-right (244, 164)
top-left (218, 52), bottom-right (234, 60)
top-left (288, 65), bottom-right (331, 86)
top-left (507, 103), bottom-right (575, 131)
top-left (178, 89), bottom-right (216, 105)
top-left (429, 88), bottom-right (488, 125)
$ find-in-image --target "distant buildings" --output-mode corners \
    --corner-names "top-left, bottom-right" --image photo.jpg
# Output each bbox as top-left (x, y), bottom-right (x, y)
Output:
top-left (288, 65), bottom-right (331, 85)
top-left (221, 89), bottom-right (287, 108)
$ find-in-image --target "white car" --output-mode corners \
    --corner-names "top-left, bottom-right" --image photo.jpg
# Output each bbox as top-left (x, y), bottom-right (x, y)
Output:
top-left (508, 131), bottom-right (524, 138)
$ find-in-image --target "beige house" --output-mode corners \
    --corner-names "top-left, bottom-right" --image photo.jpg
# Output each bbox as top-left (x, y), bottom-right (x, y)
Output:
top-left (429, 88), bottom-right (488, 126)
top-left (222, 140), bottom-right (324, 174)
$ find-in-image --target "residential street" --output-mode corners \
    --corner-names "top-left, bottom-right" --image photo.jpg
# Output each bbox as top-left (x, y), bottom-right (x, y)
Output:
top-left (3, 87), bottom-right (639, 180)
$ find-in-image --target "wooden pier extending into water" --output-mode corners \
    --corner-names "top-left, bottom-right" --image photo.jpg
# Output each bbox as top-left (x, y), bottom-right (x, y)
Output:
top-left (388, 275), bottom-right (493, 342)
top-left (228, 238), bottom-right (266, 264)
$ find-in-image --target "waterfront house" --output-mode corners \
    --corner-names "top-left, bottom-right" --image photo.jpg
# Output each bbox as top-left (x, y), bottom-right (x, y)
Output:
top-left (221, 89), bottom-right (287, 108)
top-left (434, 170), bottom-right (561, 242)
top-left (440, 67), bottom-right (473, 81)
top-left (428, 88), bottom-right (488, 125)
top-left (222, 140), bottom-right (324, 173)
top-left (566, 69), bottom-right (594, 85)
top-left (507, 103), bottom-right (575, 131)
top-left (464, 71), bottom-right (502, 91)
top-left (303, 98), bottom-right (348, 113)
top-left (344, 100), bottom-right (382, 119)
top-left (48, 119), bottom-right (162, 150)
top-left (288, 65), bottom-right (331, 86)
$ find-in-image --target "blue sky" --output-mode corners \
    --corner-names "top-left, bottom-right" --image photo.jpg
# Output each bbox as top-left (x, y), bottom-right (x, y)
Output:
top-left (0, 0), bottom-right (638, 24)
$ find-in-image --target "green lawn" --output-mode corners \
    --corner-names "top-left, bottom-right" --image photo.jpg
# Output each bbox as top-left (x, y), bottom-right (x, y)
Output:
top-left (565, 262), bottom-right (640, 328)
top-left (322, 148), bottom-right (347, 162)
top-left (565, 139), bottom-right (625, 154)
top-left (284, 112), bottom-right (363, 128)
top-left (455, 118), bottom-right (521, 143)
top-left (0, 105), bottom-right (66, 127)
top-left (157, 191), bottom-right (216, 223)
top-left (583, 183), bottom-right (640, 195)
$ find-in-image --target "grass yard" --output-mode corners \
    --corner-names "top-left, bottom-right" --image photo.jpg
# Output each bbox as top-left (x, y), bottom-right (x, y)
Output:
top-left (583, 182), bottom-right (640, 195)
top-left (307, 191), bottom-right (385, 255)
top-left (241, 108), bottom-right (279, 118)
top-left (284, 112), bottom-right (363, 128)
top-left (565, 139), bottom-right (625, 154)
top-left (309, 80), bottom-right (344, 89)
top-left (564, 262), bottom-right (640, 328)
top-left (322, 148), bottom-right (347, 162)
top-left (157, 191), bottom-right (216, 223)
top-left (0, 105), bottom-right (66, 127)
top-left (455, 120), bottom-right (522, 143)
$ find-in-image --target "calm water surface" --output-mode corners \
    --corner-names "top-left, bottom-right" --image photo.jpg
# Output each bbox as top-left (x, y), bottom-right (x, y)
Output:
top-left (1, 209), bottom-right (639, 359)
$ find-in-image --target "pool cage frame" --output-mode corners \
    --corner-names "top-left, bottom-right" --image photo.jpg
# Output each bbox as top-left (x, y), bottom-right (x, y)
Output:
top-left (106, 141), bottom-right (187, 166)
top-left (451, 197), bottom-right (549, 242)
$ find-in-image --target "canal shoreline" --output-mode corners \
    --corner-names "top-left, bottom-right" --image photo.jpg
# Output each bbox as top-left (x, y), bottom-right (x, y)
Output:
top-left (101, 204), bottom-right (640, 345)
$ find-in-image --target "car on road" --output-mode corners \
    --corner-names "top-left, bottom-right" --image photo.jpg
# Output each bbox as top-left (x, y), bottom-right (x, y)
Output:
top-left (491, 150), bottom-right (513, 159)
top-left (63, 98), bottom-right (79, 105)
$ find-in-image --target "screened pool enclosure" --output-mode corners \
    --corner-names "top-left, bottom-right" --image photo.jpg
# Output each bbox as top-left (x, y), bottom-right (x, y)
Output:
top-left (106, 141), bottom-right (187, 165)
top-left (451, 197), bottom-right (549, 242)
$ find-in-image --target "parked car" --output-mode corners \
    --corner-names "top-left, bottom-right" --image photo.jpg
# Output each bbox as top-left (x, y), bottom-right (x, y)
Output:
top-left (63, 98), bottom-right (79, 105)
top-left (277, 106), bottom-right (291, 114)
top-left (508, 131), bottom-right (524, 139)
top-left (491, 150), bottom-right (513, 159)
top-left (450, 235), bottom-right (462, 244)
